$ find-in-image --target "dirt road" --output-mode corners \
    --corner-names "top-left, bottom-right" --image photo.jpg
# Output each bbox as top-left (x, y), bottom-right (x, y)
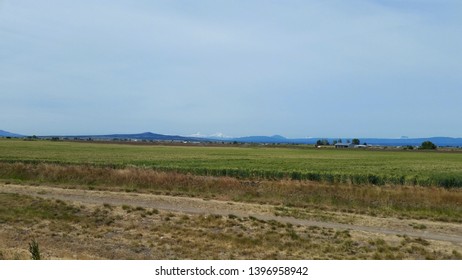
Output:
top-left (2, 183), bottom-right (461, 244)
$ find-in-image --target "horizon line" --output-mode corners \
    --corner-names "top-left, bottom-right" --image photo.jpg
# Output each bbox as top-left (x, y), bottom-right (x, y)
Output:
top-left (2, 129), bottom-right (462, 140)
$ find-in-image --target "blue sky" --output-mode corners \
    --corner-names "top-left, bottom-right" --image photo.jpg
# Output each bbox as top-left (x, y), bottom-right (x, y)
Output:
top-left (1, 0), bottom-right (461, 138)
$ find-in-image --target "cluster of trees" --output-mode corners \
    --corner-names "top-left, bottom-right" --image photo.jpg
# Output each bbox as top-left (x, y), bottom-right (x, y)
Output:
top-left (316, 139), bottom-right (331, 146)
top-left (316, 138), bottom-right (362, 146)
top-left (315, 139), bottom-right (437, 150)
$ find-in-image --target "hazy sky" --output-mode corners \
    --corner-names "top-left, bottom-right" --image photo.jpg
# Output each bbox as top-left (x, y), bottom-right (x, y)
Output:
top-left (1, 0), bottom-right (461, 138)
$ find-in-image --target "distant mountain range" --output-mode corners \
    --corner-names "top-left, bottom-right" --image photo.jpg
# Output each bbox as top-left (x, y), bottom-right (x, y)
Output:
top-left (0, 130), bottom-right (24, 137)
top-left (55, 132), bottom-right (208, 142)
top-left (229, 135), bottom-right (315, 144)
top-left (2, 129), bottom-right (462, 147)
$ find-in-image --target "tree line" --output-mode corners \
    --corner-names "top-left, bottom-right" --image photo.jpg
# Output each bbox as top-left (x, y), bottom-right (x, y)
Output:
top-left (315, 139), bottom-right (437, 149)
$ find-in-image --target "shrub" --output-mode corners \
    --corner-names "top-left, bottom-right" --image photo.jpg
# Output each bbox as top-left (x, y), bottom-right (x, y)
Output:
top-left (29, 239), bottom-right (41, 260)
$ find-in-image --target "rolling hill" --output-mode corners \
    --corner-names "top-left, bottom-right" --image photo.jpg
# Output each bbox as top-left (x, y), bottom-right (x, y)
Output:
top-left (0, 130), bottom-right (23, 137)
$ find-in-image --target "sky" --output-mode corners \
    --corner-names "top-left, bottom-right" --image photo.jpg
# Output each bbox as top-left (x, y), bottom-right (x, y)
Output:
top-left (1, 0), bottom-right (461, 138)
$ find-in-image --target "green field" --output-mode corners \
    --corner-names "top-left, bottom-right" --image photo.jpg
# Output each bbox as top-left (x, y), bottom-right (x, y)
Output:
top-left (1, 139), bottom-right (462, 187)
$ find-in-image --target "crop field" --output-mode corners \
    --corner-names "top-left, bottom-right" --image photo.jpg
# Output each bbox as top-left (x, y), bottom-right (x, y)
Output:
top-left (1, 139), bottom-right (462, 187)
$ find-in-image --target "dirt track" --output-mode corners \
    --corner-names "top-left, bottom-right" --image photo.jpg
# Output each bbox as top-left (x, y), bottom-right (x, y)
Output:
top-left (1, 183), bottom-right (462, 244)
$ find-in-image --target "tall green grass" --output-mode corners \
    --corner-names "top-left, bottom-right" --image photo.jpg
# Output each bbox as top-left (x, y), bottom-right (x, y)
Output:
top-left (1, 139), bottom-right (462, 187)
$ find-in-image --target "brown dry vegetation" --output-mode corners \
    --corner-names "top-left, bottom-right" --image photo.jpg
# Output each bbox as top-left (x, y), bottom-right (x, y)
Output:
top-left (1, 162), bottom-right (462, 222)
top-left (1, 160), bottom-right (462, 260)
top-left (1, 193), bottom-right (460, 260)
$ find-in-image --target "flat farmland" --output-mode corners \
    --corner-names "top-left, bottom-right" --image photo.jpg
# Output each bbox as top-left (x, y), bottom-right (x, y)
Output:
top-left (1, 139), bottom-right (462, 260)
top-left (0, 139), bottom-right (461, 187)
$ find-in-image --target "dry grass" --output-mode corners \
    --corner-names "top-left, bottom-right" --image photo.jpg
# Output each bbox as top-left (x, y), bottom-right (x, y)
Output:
top-left (1, 193), bottom-right (460, 260)
top-left (1, 162), bottom-right (462, 222)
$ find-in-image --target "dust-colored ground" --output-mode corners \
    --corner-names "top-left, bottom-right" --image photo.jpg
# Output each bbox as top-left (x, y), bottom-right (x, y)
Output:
top-left (1, 183), bottom-right (461, 260)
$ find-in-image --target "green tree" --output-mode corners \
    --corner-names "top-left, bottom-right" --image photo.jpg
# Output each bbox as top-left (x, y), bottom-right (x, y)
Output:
top-left (316, 139), bottom-right (330, 146)
top-left (420, 141), bottom-right (437, 150)
top-left (352, 138), bottom-right (360, 145)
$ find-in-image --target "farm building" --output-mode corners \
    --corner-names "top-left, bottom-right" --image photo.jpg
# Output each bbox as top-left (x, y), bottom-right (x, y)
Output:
top-left (334, 143), bottom-right (355, 148)
top-left (353, 144), bottom-right (367, 148)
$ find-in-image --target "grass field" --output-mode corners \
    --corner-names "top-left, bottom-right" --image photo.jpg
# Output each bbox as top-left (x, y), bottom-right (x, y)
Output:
top-left (1, 139), bottom-right (462, 187)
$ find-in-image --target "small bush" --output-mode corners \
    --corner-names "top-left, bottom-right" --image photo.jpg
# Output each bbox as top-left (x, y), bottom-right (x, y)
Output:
top-left (228, 214), bottom-right (238, 219)
top-left (29, 239), bottom-right (41, 260)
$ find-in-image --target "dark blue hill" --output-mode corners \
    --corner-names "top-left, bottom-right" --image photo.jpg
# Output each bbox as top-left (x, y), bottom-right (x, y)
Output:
top-left (51, 132), bottom-right (207, 142)
top-left (0, 130), bottom-right (24, 137)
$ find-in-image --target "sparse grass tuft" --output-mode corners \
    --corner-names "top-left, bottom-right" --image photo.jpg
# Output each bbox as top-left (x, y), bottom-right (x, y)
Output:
top-left (452, 250), bottom-right (462, 259)
top-left (410, 223), bottom-right (427, 230)
top-left (228, 214), bottom-right (238, 219)
top-left (103, 203), bottom-right (113, 209)
top-left (149, 209), bottom-right (159, 215)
